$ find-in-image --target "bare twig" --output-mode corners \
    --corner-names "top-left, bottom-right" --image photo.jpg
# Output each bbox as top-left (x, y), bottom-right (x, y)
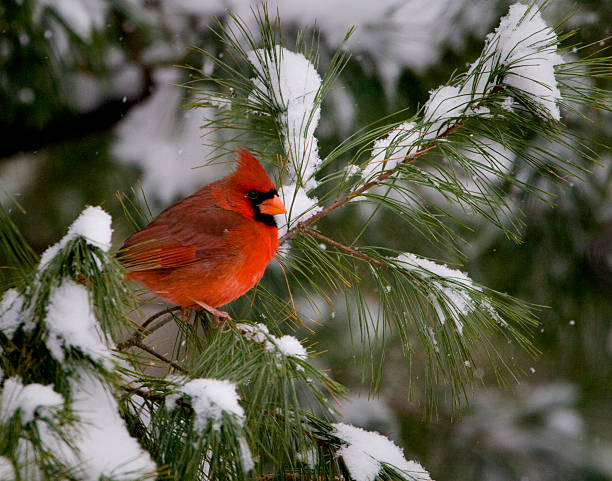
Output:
top-left (133, 340), bottom-right (186, 373)
top-left (117, 306), bottom-right (182, 351)
top-left (123, 386), bottom-right (167, 402)
top-left (279, 119), bottom-right (466, 246)
top-left (259, 474), bottom-right (341, 480)
top-left (302, 227), bottom-right (388, 268)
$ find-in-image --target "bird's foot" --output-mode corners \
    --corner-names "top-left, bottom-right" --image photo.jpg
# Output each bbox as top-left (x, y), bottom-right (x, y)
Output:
top-left (180, 307), bottom-right (195, 324)
top-left (192, 300), bottom-right (232, 330)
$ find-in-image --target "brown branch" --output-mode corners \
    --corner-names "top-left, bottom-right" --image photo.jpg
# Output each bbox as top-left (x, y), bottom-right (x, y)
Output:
top-left (302, 227), bottom-right (388, 268)
top-left (259, 474), bottom-right (341, 480)
top-left (132, 340), bottom-right (186, 373)
top-left (117, 306), bottom-right (182, 351)
top-left (123, 386), bottom-right (167, 402)
top-left (123, 386), bottom-right (193, 410)
top-left (278, 119), bottom-right (466, 246)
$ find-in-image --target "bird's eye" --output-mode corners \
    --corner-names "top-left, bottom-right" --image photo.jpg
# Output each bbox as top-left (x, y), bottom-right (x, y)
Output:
top-left (247, 189), bottom-right (259, 200)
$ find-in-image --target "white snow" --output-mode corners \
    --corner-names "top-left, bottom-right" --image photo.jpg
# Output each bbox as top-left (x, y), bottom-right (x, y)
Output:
top-left (358, 3), bottom-right (563, 182)
top-left (248, 46), bottom-right (322, 173)
top-left (0, 289), bottom-right (31, 338)
top-left (274, 335), bottom-right (308, 359)
top-left (0, 377), bottom-right (63, 424)
top-left (494, 4), bottom-right (563, 120)
top-left (44, 279), bottom-right (111, 364)
top-left (237, 323), bottom-right (308, 360)
top-left (422, 86), bottom-right (467, 139)
top-left (461, 3), bottom-right (564, 120)
top-left (39, 0), bottom-right (108, 39)
top-left (68, 372), bottom-right (157, 480)
top-left (501, 96), bottom-right (515, 111)
top-left (362, 122), bottom-right (419, 179)
top-left (238, 437), bottom-right (255, 472)
top-left (332, 423), bottom-right (431, 481)
top-left (237, 322), bottom-right (273, 348)
top-left (248, 46), bottom-right (323, 225)
top-left (167, 378), bottom-right (244, 431)
top-left (0, 456), bottom-right (14, 481)
top-left (67, 206), bottom-right (113, 252)
top-left (39, 206), bottom-right (112, 268)
top-left (277, 183), bottom-right (322, 229)
top-left (397, 253), bottom-right (492, 334)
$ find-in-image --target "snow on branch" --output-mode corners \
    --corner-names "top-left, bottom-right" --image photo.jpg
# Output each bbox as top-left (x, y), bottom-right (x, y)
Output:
top-left (248, 46), bottom-right (323, 227)
top-left (67, 372), bottom-right (157, 480)
top-left (44, 279), bottom-right (112, 364)
top-left (0, 457), bottom-right (14, 481)
top-left (332, 422), bottom-right (432, 481)
top-left (0, 289), bottom-right (32, 338)
top-left (39, 205), bottom-right (113, 268)
top-left (237, 322), bottom-right (308, 360)
top-left (167, 378), bottom-right (244, 431)
top-left (462, 3), bottom-right (564, 120)
top-left (0, 377), bottom-right (63, 424)
top-left (360, 3), bottom-right (563, 179)
top-left (361, 122), bottom-right (420, 179)
top-left (1, 206), bottom-right (157, 480)
top-left (396, 253), bottom-right (502, 335)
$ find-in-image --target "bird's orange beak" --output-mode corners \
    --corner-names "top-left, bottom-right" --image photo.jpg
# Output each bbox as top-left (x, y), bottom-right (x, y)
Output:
top-left (259, 195), bottom-right (287, 215)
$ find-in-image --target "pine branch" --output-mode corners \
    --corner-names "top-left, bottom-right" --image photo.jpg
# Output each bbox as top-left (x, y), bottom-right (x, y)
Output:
top-left (117, 306), bottom-right (183, 351)
top-left (258, 474), bottom-right (341, 480)
top-left (301, 227), bottom-right (387, 268)
top-left (132, 340), bottom-right (186, 373)
top-left (279, 121), bottom-right (463, 245)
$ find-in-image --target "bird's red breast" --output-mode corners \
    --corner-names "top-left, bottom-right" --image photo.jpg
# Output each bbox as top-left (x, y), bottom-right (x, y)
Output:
top-left (117, 149), bottom-right (286, 308)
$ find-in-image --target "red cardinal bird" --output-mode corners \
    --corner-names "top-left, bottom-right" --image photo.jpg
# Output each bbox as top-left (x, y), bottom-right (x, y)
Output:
top-left (118, 148), bottom-right (286, 319)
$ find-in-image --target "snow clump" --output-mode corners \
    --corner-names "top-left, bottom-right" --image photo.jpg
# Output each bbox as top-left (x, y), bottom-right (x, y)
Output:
top-left (237, 322), bottom-right (308, 360)
top-left (248, 46), bottom-right (323, 229)
top-left (166, 378), bottom-right (244, 431)
top-left (332, 422), bottom-right (432, 481)
top-left (0, 377), bottom-right (63, 424)
top-left (39, 206), bottom-right (112, 268)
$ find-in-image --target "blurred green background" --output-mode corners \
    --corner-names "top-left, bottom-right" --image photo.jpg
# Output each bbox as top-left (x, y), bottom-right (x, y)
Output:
top-left (1, 0), bottom-right (611, 479)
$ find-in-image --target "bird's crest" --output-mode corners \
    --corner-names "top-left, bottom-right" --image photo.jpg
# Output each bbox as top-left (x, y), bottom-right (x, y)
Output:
top-left (230, 148), bottom-right (276, 191)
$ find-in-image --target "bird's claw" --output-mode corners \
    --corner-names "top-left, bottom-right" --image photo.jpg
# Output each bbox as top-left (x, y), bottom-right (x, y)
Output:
top-left (193, 300), bottom-right (232, 330)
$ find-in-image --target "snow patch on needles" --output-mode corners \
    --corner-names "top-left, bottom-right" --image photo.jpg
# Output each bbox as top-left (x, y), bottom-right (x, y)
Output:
top-left (40, 206), bottom-right (112, 267)
top-left (462, 3), bottom-right (564, 120)
top-left (238, 323), bottom-right (308, 360)
top-left (422, 86), bottom-right (468, 139)
top-left (248, 46), bottom-right (322, 225)
top-left (274, 335), bottom-right (308, 359)
top-left (0, 456), bottom-right (15, 481)
top-left (332, 423), bottom-right (432, 481)
top-left (397, 253), bottom-right (500, 334)
top-left (362, 4), bottom-right (563, 182)
top-left (0, 289), bottom-right (32, 337)
top-left (238, 437), bottom-right (255, 472)
top-left (69, 372), bottom-right (156, 480)
top-left (362, 122), bottom-right (419, 179)
top-left (67, 206), bottom-right (113, 251)
top-left (167, 378), bottom-right (244, 431)
top-left (44, 279), bottom-right (111, 364)
top-left (0, 377), bottom-right (63, 424)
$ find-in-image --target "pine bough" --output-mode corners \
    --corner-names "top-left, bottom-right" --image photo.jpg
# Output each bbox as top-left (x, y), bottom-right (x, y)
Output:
top-left (1, 3), bottom-right (610, 481)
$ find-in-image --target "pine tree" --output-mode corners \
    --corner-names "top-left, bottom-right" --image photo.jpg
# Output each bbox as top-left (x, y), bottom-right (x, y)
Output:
top-left (1, 3), bottom-right (610, 480)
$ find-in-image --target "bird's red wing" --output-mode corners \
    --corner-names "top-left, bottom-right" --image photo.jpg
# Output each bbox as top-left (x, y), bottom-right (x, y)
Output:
top-left (118, 205), bottom-right (243, 272)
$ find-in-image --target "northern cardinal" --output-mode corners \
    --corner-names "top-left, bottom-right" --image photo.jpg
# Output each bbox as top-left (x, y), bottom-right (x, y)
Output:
top-left (117, 148), bottom-right (286, 319)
